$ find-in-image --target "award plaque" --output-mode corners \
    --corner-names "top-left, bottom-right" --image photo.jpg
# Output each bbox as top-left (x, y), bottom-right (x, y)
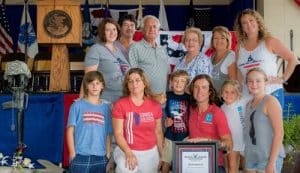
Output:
top-left (43, 10), bottom-right (72, 38)
top-left (173, 141), bottom-right (218, 173)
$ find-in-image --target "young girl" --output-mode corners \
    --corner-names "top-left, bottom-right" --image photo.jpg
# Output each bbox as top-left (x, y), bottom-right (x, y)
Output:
top-left (67, 71), bottom-right (112, 173)
top-left (220, 80), bottom-right (245, 173)
top-left (244, 68), bottom-right (285, 173)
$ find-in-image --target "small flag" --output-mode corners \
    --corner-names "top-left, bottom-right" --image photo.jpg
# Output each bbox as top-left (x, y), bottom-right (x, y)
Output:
top-left (159, 0), bottom-right (169, 31)
top-left (0, 2), bottom-right (14, 58)
top-left (186, 0), bottom-right (195, 28)
top-left (136, 0), bottom-right (143, 29)
top-left (18, 3), bottom-right (38, 59)
top-left (82, 0), bottom-right (94, 47)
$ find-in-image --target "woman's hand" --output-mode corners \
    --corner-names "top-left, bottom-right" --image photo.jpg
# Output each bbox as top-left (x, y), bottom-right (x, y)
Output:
top-left (125, 151), bottom-right (138, 171)
top-left (268, 76), bottom-right (285, 84)
top-left (265, 162), bottom-right (275, 173)
top-left (164, 117), bottom-right (173, 127)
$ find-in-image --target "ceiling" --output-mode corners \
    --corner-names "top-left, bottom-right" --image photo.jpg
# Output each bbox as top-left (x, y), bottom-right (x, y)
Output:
top-left (3, 0), bottom-right (234, 5)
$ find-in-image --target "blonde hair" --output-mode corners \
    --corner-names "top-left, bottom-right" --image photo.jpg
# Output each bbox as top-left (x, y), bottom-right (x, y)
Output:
top-left (220, 80), bottom-right (242, 99)
top-left (170, 70), bottom-right (190, 83)
top-left (182, 27), bottom-right (203, 46)
top-left (233, 9), bottom-right (270, 43)
top-left (211, 26), bottom-right (232, 49)
top-left (246, 68), bottom-right (268, 83)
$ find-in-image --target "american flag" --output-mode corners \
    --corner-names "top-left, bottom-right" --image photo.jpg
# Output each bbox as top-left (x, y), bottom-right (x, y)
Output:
top-left (0, 2), bottom-right (14, 58)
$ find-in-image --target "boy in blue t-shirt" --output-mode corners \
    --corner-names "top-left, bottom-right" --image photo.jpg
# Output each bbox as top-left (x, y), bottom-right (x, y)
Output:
top-left (67, 71), bottom-right (112, 173)
top-left (161, 70), bottom-right (190, 173)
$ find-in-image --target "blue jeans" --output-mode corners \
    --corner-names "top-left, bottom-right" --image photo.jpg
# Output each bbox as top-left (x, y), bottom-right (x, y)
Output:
top-left (70, 154), bottom-right (108, 173)
top-left (218, 166), bottom-right (226, 173)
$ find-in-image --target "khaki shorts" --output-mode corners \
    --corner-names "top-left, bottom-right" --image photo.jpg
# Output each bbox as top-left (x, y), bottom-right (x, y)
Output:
top-left (161, 138), bottom-right (173, 164)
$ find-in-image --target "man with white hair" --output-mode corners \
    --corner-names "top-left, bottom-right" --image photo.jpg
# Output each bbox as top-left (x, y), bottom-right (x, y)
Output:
top-left (128, 15), bottom-right (170, 104)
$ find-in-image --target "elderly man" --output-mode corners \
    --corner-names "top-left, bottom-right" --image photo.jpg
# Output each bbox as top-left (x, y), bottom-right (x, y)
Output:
top-left (128, 15), bottom-right (170, 103)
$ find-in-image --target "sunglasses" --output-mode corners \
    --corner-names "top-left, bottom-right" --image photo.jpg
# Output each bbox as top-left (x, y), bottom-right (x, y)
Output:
top-left (249, 110), bottom-right (256, 145)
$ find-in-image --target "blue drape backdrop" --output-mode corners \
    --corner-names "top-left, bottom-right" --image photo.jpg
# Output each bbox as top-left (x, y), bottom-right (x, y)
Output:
top-left (0, 93), bottom-right (64, 164)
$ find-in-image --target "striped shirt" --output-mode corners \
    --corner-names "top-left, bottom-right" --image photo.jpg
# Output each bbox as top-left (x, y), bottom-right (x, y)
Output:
top-left (128, 39), bottom-right (170, 94)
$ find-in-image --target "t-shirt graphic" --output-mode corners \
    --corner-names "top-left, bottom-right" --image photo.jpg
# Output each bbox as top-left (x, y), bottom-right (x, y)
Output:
top-left (239, 54), bottom-right (262, 70)
top-left (116, 57), bottom-right (130, 75)
top-left (169, 99), bottom-right (188, 133)
top-left (83, 111), bottom-right (105, 125)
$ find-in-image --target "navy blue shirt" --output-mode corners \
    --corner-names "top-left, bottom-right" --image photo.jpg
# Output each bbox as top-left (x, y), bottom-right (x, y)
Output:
top-left (164, 91), bottom-right (190, 141)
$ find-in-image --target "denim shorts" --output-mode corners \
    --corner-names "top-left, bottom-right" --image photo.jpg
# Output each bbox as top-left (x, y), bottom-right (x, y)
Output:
top-left (245, 156), bottom-right (284, 173)
top-left (70, 154), bottom-right (108, 173)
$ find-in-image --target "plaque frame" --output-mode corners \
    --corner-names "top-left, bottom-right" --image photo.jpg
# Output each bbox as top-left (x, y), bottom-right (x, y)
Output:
top-left (173, 141), bottom-right (218, 173)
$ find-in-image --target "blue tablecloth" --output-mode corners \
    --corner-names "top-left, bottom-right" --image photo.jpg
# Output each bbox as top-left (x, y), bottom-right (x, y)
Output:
top-left (0, 93), bottom-right (64, 164)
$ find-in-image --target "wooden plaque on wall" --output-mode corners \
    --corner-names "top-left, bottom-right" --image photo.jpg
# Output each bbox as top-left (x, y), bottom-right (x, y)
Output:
top-left (37, 0), bottom-right (82, 45)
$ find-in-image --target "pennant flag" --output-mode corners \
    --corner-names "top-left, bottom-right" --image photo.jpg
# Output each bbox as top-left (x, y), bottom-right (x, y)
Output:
top-left (137, 0), bottom-right (143, 29)
top-left (18, 3), bottom-right (38, 59)
top-left (159, 0), bottom-right (169, 31)
top-left (90, 7), bottom-right (105, 36)
top-left (186, 0), bottom-right (195, 28)
top-left (0, 2), bottom-right (14, 58)
top-left (82, 0), bottom-right (94, 47)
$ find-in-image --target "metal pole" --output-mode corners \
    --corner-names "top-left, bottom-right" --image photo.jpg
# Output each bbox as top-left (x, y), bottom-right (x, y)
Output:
top-left (24, 0), bottom-right (28, 63)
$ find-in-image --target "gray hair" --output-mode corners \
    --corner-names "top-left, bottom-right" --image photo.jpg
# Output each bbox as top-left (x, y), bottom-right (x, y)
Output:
top-left (141, 15), bottom-right (161, 29)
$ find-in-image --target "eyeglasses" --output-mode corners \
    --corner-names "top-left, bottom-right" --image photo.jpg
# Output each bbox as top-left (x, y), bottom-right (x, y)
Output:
top-left (249, 110), bottom-right (256, 145)
top-left (184, 38), bottom-right (199, 43)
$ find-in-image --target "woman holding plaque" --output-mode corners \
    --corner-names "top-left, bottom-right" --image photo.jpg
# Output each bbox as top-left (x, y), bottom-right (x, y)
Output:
top-left (188, 74), bottom-right (232, 173)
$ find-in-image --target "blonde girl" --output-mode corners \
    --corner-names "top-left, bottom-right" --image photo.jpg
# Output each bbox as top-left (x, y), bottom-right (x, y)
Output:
top-left (220, 80), bottom-right (245, 173)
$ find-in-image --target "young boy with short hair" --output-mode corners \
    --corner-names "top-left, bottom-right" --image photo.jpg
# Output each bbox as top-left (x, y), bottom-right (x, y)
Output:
top-left (67, 71), bottom-right (112, 173)
top-left (161, 70), bottom-right (190, 173)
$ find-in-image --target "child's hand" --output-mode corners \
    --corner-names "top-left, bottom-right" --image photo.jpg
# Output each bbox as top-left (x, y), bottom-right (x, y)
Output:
top-left (153, 93), bottom-right (167, 104)
top-left (164, 117), bottom-right (173, 127)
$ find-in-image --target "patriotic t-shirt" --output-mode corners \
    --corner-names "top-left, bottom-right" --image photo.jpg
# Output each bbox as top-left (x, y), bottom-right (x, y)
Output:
top-left (67, 98), bottom-right (112, 156)
top-left (237, 41), bottom-right (282, 97)
top-left (112, 97), bottom-right (162, 150)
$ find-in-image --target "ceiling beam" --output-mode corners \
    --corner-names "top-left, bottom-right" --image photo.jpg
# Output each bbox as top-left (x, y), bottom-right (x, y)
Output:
top-left (4, 0), bottom-right (233, 5)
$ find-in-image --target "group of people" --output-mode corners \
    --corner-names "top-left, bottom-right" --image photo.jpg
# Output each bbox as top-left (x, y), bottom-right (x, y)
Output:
top-left (66, 8), bottom-right (298, 173)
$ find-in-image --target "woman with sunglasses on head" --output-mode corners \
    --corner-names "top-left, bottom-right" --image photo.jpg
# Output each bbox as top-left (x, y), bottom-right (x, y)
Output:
top-left (245, 68), bottom-right (285, 173)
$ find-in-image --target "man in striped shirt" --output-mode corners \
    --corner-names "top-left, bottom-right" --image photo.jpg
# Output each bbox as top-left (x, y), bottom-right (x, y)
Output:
top-left (128, 15), bottom-right (170, 104)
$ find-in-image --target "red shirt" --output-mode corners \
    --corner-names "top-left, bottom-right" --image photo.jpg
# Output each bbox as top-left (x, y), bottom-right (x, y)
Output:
top-left (189, 104), bottom-right (231, 165)
top-left (112, 97), bottom-right (162, 150)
